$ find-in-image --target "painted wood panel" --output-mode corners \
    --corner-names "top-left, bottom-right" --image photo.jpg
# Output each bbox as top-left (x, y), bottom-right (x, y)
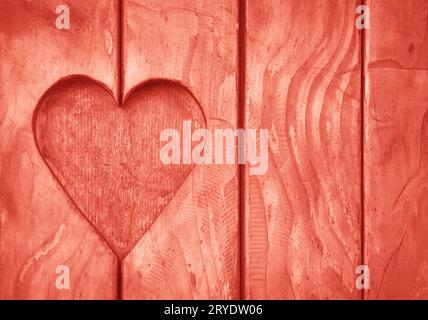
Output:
top-left (0, 1), bottom-right (119, 299)
top-left (4, 0), bottom-right (428, 301)
top-left (244, 0), bottom-right (362, 299)
top-left (364, 0), bottom-right (428, 299)
top-left (121, 0), bottom-right (240, 299)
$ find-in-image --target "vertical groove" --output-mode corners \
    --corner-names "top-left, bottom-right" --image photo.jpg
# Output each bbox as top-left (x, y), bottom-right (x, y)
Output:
top-left (237, 0), bottom-right (246, 300)
top-left (117, 0), bottom-right (124, 105)
top-left (117, 0), bottom-right (124, 300)
top-left (360, 0), bottom-right (367, 301)
top-left (117, 260), bottom-right (123, 299)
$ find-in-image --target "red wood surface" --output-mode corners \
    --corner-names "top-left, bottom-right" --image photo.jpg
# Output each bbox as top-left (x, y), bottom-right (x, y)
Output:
top-left (0, 0), bottom-right (118, 299)
top-left (244, 0), bottom-right (362, 299)
top-left (1, 0), bottom-right (428, 300)
top-left (364, 0), bottom-right (428, 299)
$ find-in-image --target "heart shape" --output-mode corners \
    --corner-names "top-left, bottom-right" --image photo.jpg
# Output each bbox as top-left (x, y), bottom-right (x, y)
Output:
top-left (33, 76), bottom-right (205, 259)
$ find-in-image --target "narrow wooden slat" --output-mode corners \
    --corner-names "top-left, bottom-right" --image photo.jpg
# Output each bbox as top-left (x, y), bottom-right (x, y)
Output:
top-left (244, 0), bottom-right (362, 299)
top-left (365, 0), bottom-right (428, 299)
top-left (121, 0), bottom-right (240, 299)
top-left (0, 0), bottom-right (118, 299)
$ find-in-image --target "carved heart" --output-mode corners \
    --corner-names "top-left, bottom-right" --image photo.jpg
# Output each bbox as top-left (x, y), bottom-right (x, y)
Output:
top-left (33, 76), bottom-right (205, 259)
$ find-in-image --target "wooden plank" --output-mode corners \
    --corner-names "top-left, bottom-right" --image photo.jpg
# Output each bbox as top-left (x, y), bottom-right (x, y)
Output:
top-left (365, 0), bottom-right (428, 299)
top-left (121, 0), bottom-right (240, 299)
top-left (244, 0), bottom-right (362, 299)
top-left (0, 0), bottom-right (118, 299)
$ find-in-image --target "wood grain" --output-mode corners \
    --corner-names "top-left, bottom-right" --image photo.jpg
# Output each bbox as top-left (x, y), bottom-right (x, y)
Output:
top-left (0, 0), bottom-right (118, 299)
top-left (364, 0), bottom-right (428, 299)
top-left (121, 0), bottom-right (240, 299)
top-left (244, 0), bottom-right (362, 299)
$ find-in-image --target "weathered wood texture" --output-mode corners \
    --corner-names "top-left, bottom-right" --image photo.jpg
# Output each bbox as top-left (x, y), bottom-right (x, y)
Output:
top-left (244, 0), bottom-right (362, 299)
top-left (0, 1), bottom-right (119, 299)
top-left (365, 0), bottom-right (428, 299)
top-left (121, 0), bottom-right (240, 299)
